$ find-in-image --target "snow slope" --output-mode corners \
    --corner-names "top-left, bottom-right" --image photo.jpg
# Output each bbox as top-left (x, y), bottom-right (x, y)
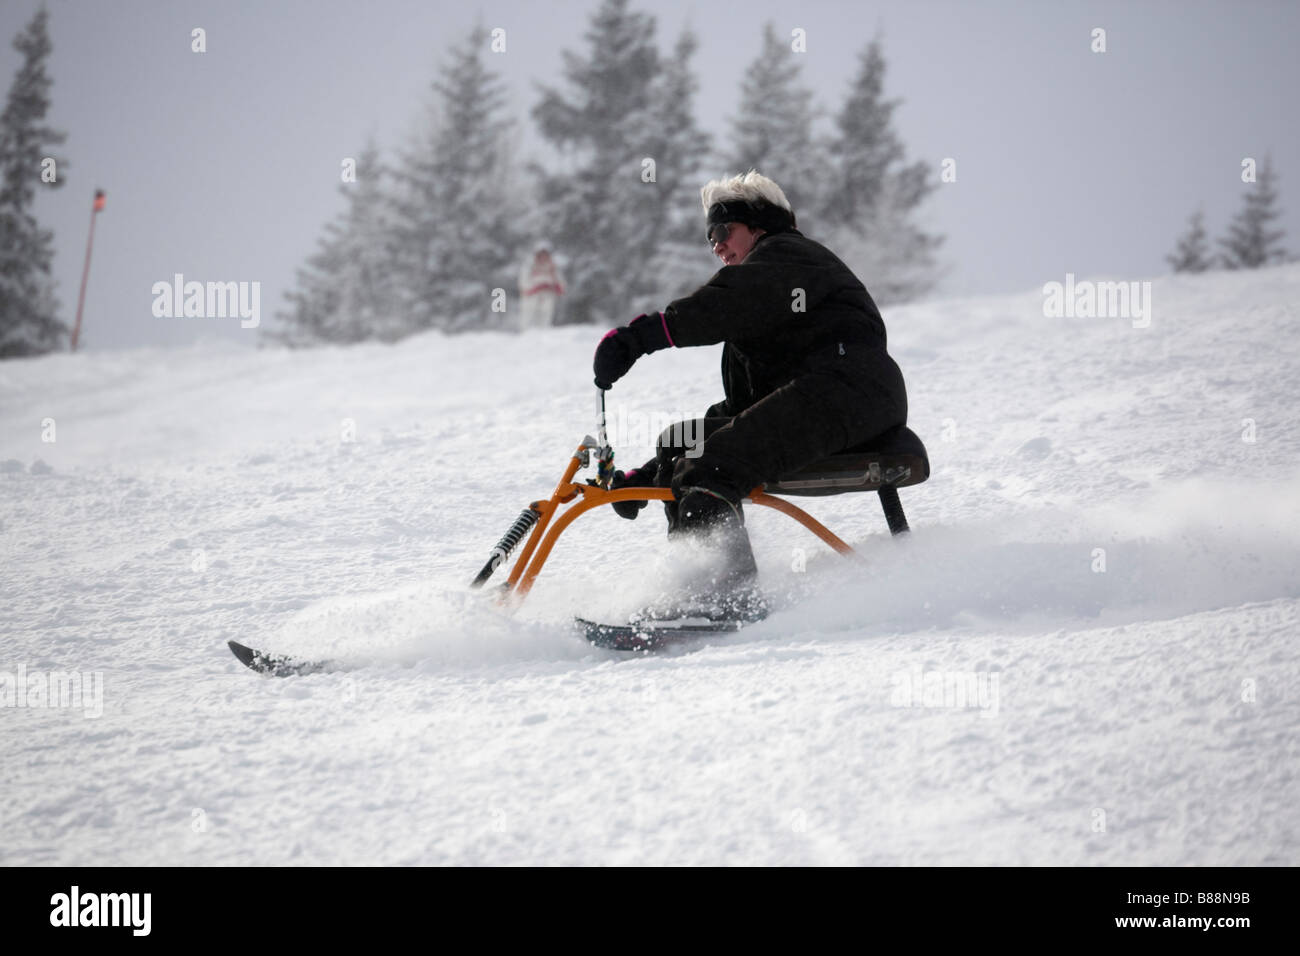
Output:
top-left (2, 264), bottom-right (1299, 865)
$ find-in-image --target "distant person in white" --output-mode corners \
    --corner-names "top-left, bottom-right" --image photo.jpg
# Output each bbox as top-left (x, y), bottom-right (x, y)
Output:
top-left (517, 246), bottom-right (565, 329)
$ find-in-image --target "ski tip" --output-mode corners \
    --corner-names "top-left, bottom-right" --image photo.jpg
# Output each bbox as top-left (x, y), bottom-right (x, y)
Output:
top-left (228, 639), bottom-right (329, 677)
top-left (227, 639), bottom-right (258, 668)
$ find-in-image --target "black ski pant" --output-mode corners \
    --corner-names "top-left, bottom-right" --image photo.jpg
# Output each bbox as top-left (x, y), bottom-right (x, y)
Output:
top-left (647, 366), bottom-right (908, 530)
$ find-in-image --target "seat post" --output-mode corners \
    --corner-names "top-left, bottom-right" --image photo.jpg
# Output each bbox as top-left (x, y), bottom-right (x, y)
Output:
top-left (878, 485), bottom-right (910, 535)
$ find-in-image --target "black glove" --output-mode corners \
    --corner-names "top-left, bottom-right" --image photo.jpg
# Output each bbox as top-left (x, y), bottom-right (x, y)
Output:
top-left (609, 467), bottom-right (655, 520)
top-left (593, 312), bottom-right (673, 390)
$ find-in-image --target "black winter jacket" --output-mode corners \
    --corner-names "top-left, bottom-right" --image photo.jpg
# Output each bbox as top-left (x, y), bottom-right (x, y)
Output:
top-left (661, 229), bottom-right (906, 419)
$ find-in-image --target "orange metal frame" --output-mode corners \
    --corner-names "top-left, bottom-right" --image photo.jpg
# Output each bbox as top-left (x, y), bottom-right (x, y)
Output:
top-left (499, 441), bottom-right (856, 604)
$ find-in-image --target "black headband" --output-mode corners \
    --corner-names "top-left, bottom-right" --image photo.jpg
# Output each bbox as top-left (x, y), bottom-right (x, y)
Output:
top-left (706, 199), bottom-right (796, 236)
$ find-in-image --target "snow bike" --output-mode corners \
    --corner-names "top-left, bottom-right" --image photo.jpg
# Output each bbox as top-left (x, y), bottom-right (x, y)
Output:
top-left (229, 391), bottom-right (930, 672)
top-left (470, 390), bottom-right (930, 650)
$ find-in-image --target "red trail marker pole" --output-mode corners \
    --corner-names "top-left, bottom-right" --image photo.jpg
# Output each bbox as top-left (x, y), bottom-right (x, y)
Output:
top-left (70, 189), bottom-right (106, 352)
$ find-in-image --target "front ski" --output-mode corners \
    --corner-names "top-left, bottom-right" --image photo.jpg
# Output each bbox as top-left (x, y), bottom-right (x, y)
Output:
top-left (576, 616), bottom-right (746, 652)
top-left (228, 640), bottom-right (332, 677)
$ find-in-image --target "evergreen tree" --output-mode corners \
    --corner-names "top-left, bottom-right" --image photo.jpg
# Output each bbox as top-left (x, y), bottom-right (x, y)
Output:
top-left (531, 0), bottom-right (672, 326)
top-left (822, 40), bottom-right (903, 230)
top-left (728, 22), bottom-right (829, 220)
top-left (1218, 156), bottom-right (1287, 269)
top-left (0, 6), bottom-right (67, 358)
top-left (390, 27), bottom-right (524, 333)
top-left (1166, 208), bottom-right (1212, 273)
top-left (819, 38), bottom-right (942, 305)
top-left (626, 28), bottom-right (712, 313)
top-left (269, 144), bottom-right (403, 347)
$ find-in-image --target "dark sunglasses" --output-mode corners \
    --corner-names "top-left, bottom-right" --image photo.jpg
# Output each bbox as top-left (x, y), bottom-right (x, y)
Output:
top-left (707, 222), bottom-right (737, 245)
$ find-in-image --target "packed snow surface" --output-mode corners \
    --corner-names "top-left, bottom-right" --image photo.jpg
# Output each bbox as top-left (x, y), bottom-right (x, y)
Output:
top-left (3, 265), bottom-right (1299, 864)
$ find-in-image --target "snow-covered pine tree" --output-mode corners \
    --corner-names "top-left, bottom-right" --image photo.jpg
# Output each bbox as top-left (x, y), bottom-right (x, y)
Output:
top-left (0, 7), bottom-right (67, 358)
top-left (531, 0), bottom-right (670, 326)
top-left (728, 22), bottom-right (829, 222)
top-left (1166, 208), bottom-right (1212, 273)
top-left (390, 27), bottom-right (524, 334)
top-left (269, 144), bottom-right (402, 347)
top-left (1218, 156), bottom-right (1287, 269)
top-left (628, 29), bottom-right (713, 313)
top-left (819, 38), bottom-right (942, 305)
top-left (821, 40), bottom-right (902, 233)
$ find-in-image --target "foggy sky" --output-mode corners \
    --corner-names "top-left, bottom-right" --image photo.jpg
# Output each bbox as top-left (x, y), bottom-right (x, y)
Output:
top-left (3, 0), bottom-right (1297, 349)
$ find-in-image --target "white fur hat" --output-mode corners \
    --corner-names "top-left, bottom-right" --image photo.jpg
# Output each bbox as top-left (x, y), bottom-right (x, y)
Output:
top-left (700, 170), bottom-right (793, 213)
top-left (700, 170), bottom-right (796, 233)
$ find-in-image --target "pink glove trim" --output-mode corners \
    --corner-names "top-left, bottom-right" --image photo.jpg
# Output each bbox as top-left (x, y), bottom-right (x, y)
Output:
top-left (659, 311), bottom-right (675, 348)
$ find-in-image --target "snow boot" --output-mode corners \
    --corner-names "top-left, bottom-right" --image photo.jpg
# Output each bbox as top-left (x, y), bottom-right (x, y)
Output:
top-left (635, 487), bottom-right (767, 625)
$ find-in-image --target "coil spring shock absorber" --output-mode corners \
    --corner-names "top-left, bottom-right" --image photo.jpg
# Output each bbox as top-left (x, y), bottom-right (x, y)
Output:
top-left (469, 507), bottom-right (541, 588)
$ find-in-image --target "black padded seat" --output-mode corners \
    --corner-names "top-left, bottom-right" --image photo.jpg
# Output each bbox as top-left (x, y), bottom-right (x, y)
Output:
top-left (764, 425), bottom-right (930, 498)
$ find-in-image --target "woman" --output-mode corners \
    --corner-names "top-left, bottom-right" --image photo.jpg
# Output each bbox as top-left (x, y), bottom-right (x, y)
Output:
top-left (518, 246), bottom-right (565, 329)
top-left (592, 170), bottom-right (910, 620)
